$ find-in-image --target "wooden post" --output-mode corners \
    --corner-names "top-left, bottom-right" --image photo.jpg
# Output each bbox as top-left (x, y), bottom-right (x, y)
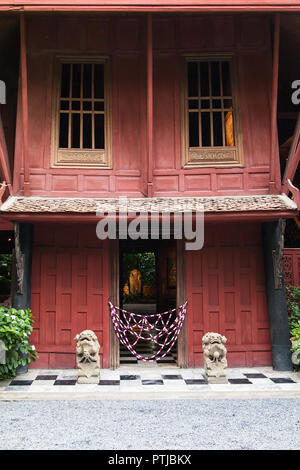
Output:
top-left (147, 13), bottom-right (153, 198)
top-left (109, 239), bottom-right (120, 369)
top-left (262, 220), bottom-right (293, 371)
top-left (0, 114), bottom-right (12, 195)
top-left (11, 223), bottom-right (33, 309)
top-left (270, 13), bottom-right (280, 194)
top-left (11, 223), bottom-right (34, 374)
top-left (177, 239), bottom-right (188, 368)
top-left (20, 12), bottom-right (30, 197)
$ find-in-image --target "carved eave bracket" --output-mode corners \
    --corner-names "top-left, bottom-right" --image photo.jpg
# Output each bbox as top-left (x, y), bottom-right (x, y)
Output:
top-left (272, 219), bottom-right (286, 290)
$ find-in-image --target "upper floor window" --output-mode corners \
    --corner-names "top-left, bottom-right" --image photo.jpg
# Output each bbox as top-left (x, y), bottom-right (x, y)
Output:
top-left (182, 55), bottom-right (243, 168)
top-left (51, 57), bottom-right (112, 168)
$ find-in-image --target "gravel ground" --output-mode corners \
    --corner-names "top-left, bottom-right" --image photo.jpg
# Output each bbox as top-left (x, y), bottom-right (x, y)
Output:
top-left (0, 399), bottom-right (299, 450)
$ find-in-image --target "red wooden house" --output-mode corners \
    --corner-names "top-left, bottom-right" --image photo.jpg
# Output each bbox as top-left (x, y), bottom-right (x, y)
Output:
top-left (0, 1), bottom-right (299, 371)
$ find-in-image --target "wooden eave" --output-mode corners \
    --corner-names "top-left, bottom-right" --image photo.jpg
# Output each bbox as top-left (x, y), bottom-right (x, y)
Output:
top-left (0, 194), bottom-right (297, 223)
top-left (0, 212), bottom-right (296, 224)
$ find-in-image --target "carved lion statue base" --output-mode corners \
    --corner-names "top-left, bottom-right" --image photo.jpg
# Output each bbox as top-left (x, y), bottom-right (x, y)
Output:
top-left (202, 332), bottom-right (228, 384)
top-left (74, 330), bottom-right (101, 384)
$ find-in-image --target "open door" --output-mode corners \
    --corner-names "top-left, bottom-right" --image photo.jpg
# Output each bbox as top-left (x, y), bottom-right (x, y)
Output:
top-left (109, 238), bottom-right (188, 368)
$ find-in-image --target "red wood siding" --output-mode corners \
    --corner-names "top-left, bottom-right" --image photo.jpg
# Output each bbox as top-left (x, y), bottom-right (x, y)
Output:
top-left (30, 225), bottom-right (110, 368)
top-left (284, 249), bottom-right (300, 287)
top-left (13, 14), bottom-right (276, 197)
top-left (186, 223), bottom-right (272, 367)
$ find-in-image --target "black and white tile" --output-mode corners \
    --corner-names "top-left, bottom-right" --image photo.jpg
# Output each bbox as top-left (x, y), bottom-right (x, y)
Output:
top-left (1, 366), bottom-right (299, 393)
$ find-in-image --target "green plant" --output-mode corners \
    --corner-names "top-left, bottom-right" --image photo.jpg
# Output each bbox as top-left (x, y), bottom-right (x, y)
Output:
top-left (0, 306), bottom-right (38, 379)
top-left (291, 322), bottom-right (300, 346)
top-left (0, 254), bottom-right (12, 295)
top-left (290, 321), bottom-right (300, 368)
top-left (286, 286), bottom-right (300, 329)
top-left (286, 286), bottom-right (300, 370)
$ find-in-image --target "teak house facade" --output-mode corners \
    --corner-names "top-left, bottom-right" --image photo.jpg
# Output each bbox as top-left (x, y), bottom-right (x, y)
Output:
top-left (0, 1), bottom-right (299, 371)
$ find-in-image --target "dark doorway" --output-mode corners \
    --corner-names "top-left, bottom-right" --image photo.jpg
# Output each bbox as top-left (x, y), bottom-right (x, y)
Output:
top-left (119, 240), bottom-right (178, 365)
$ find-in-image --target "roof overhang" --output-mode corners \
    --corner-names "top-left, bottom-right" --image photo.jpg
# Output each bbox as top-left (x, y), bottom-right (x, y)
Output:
top-left (0, 194), bottom-right (297, 223)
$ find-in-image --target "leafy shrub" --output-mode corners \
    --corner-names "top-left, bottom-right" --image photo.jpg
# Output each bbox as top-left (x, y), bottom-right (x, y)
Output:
top-left (286, 286), bottom-right (300, 329)
top-left (0, 306), bottom-right (38, 379)
top-left (0, 254), bottom-right (12, 295)
top-left (290, 321), bottom-right (300, 368)
top-left (286, 286), bottom-right (300, 370)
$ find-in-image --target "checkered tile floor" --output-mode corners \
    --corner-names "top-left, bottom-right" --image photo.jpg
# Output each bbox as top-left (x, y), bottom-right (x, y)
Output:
top-left (1, 366), bottom-right (300, 394)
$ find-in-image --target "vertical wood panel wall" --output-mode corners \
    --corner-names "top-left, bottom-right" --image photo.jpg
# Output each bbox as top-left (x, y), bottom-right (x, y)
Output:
top-left (13, 14), bottom-right (274, 197)
top-left (284, 249), bottom-right (300, 287)
top-left (186, 223), bottom-right (272, 367)
top-left (30, 224), bottom-right (110, 369)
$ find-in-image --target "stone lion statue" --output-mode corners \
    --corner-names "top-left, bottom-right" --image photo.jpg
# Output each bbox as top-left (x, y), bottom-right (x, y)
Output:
top-left (202, 332), bottom-right (228, 383)
top-left (74, 330), bottom-right (100, 383)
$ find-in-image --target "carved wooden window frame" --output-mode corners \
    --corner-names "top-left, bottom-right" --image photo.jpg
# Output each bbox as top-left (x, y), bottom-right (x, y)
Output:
top-left (51, 56), bottom-right (112, 169)
top-left (181, 54), bottom-right (244, 169)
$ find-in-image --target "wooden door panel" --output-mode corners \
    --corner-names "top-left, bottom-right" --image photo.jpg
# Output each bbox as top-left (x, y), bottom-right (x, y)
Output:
top-left (31, 234), bottom-right (110, 369)
top-left (186, 225), bottom-right (272, 367)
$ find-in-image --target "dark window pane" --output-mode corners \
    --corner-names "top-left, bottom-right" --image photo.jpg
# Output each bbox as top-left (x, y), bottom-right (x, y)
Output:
top-left (83, 64), bottom-right (92, 99)
top-left (83, 114), bottom-right (92, 148)
top-left (60, 64), bottom-right (70, 98)
top-left (187, 62), bottom-right (198, 97)
top-left (59, 113), bottom-right (69, 148)
top-left (83, 101), bottom-right (92, 111)
top-left (60, 100), bottom-right (69, 110)
top-left (201, 112), bottom-right (211, 147)
top-left (186, 58), bottom-right (235, 151)
top-left (212, 99), bottom-right (221, 108)
top-left (200, 99), bottom-right (210, 109)
top-left (189, 100), bottom-right (198, 110)
top-left (188, 112), bottom-right (199, 147)
top-left (71, 101), bottom-right (80, 110)
top-left (94, 64), bottom-right (104, 99)
top-left (213, 112), bottom-right (223, 146)
top-left (58, 61), bottom-right (108, 155)
top-left (200, 62), bottom-right (209, 96)
top-left (95, 114), bottom-right (105, 149)
top-left (211, 62), bottom-right (220, 96)
top-left (71, 113), bottom-right (80, 148)
top-left (94, 101), bottom-right (104, 111)
top-left (224, 99), bottom-right (233, 109)
top-left (72, 64), bottom-right (81, 99)
top-left (222, 61), bottom-right (232, 96)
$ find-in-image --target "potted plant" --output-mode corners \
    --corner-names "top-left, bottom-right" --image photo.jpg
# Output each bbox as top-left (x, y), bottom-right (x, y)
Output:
top-left (0, 306), bottom-right (38, 379)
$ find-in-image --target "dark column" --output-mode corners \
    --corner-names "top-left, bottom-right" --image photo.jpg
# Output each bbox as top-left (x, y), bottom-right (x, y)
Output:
top-left (11, 223), bottom-right (34, 374)
top-left (262, 220), bottom-right (293, 371)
